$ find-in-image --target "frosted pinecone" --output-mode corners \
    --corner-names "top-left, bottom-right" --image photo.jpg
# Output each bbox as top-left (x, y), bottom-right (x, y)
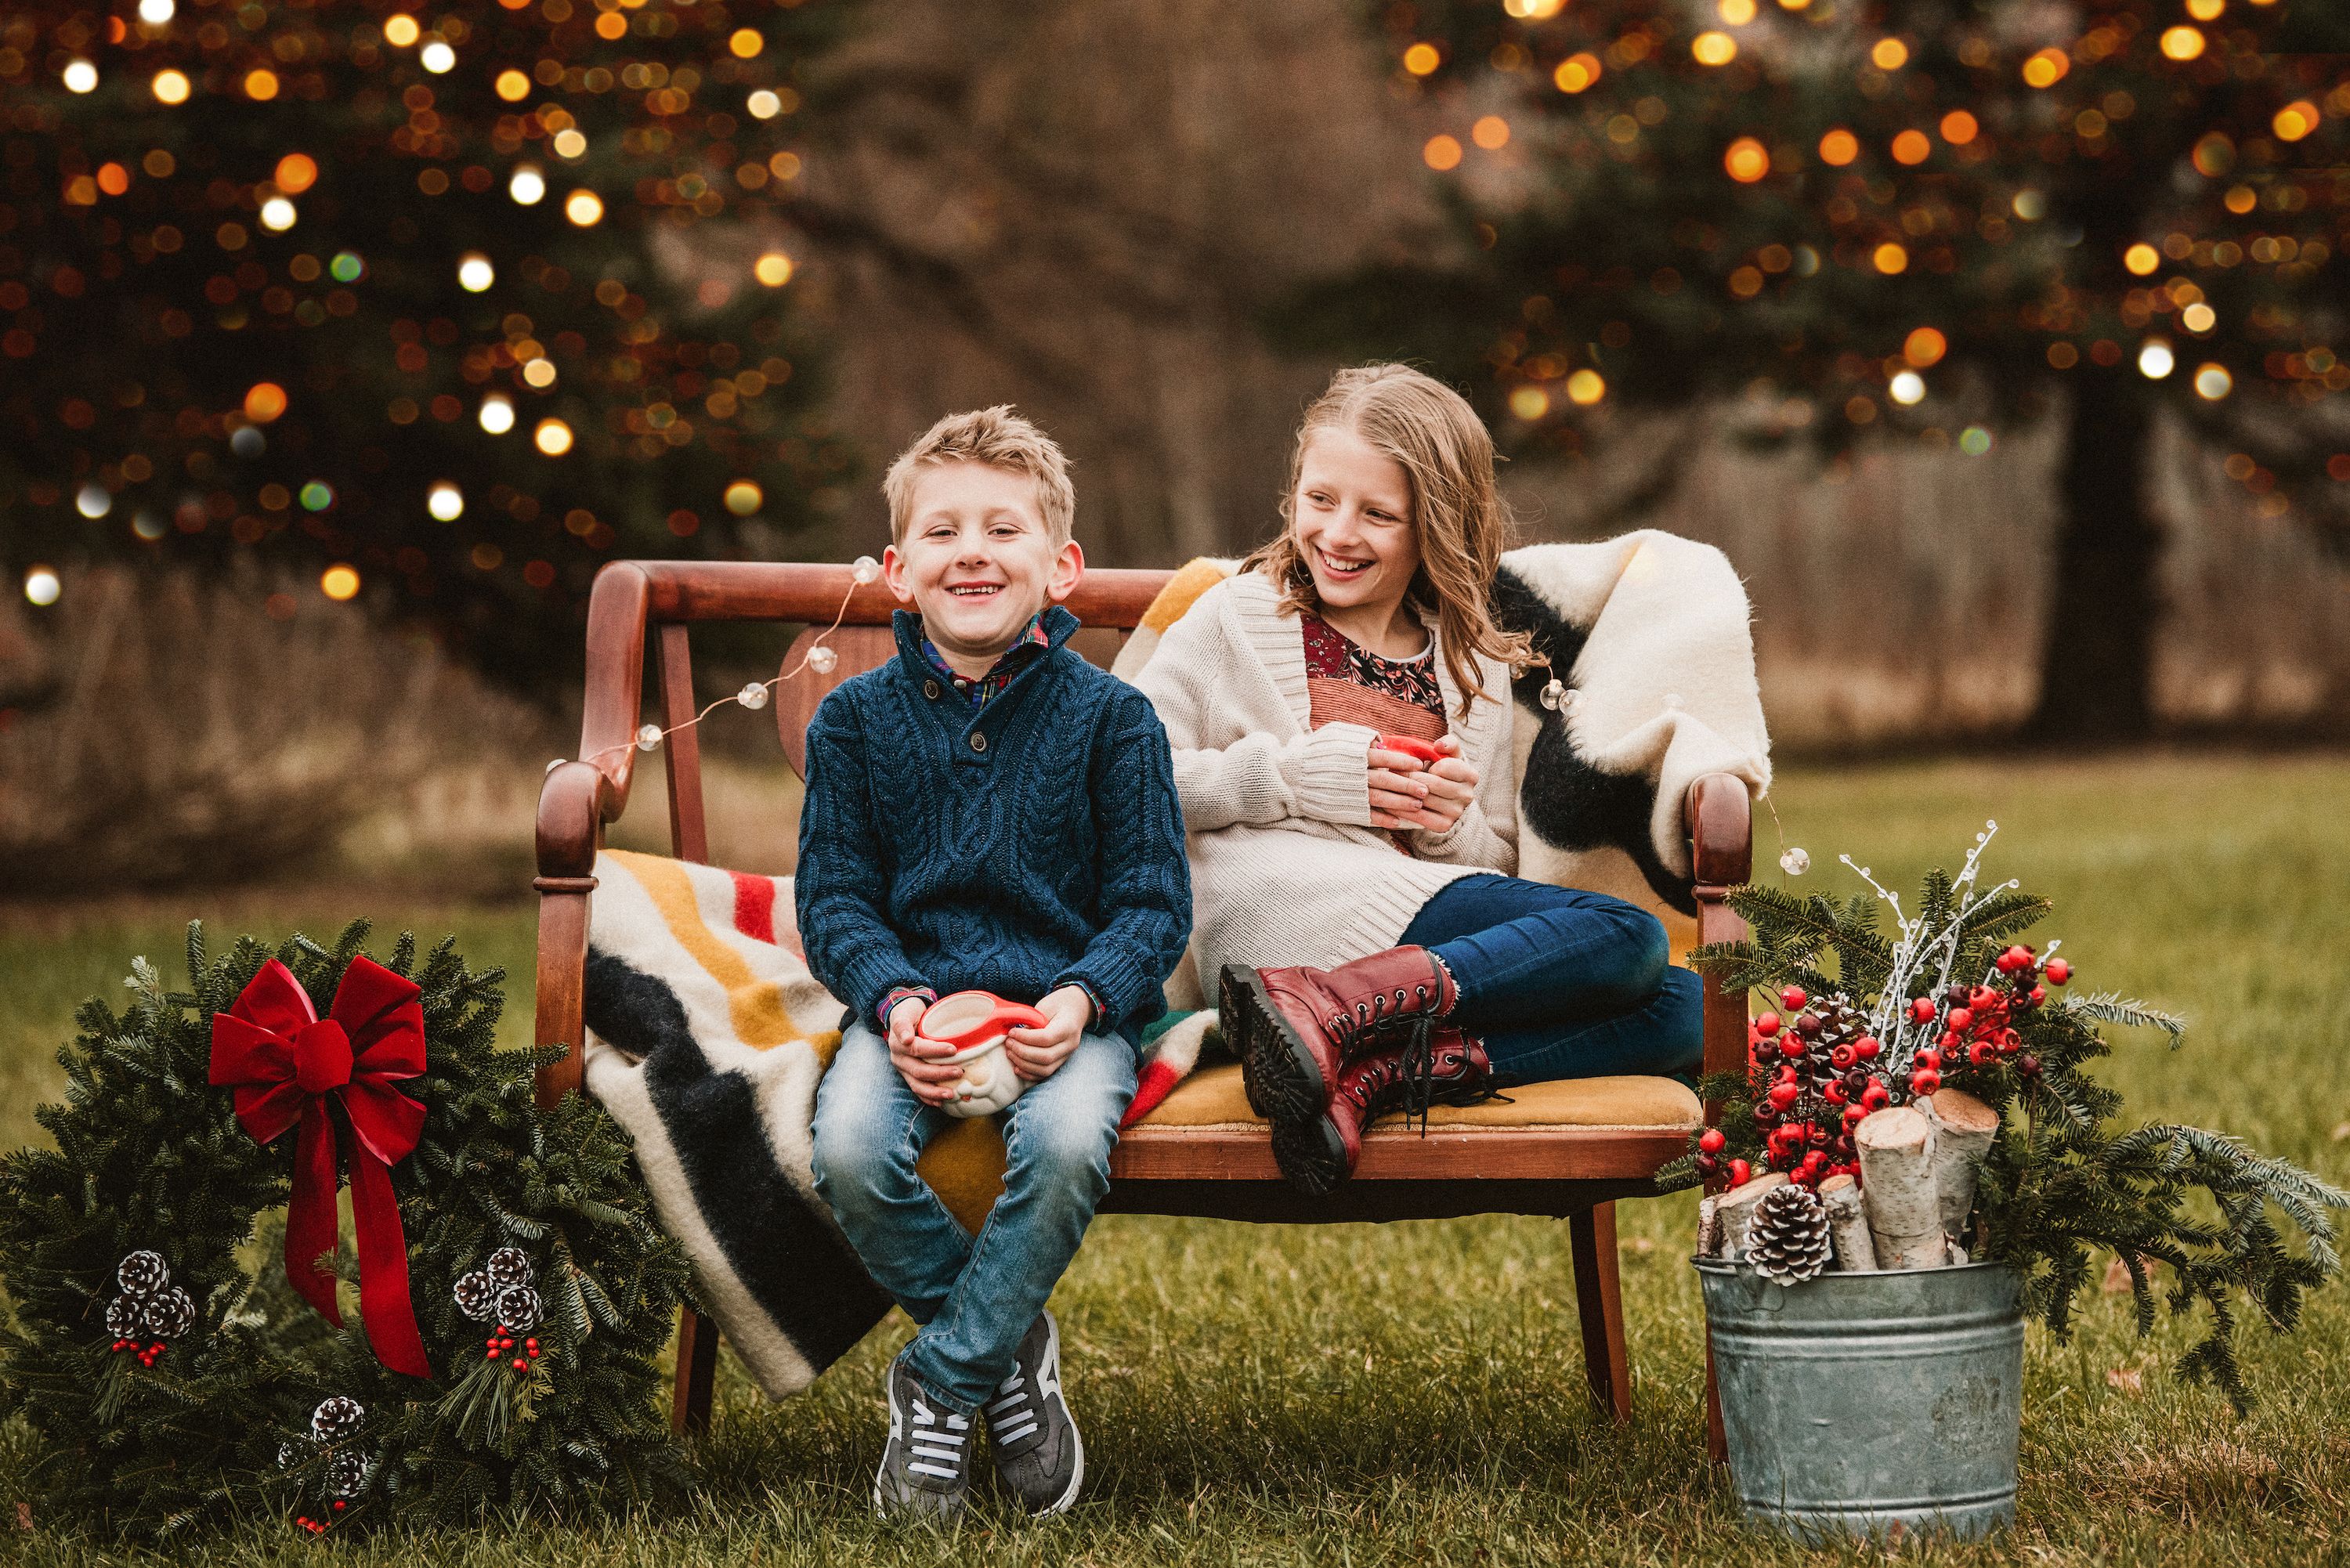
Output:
top-left (310, 1395), bottom-right (366, 1443)
top-left (142, 1285), bottom-right (196, 1340)
top-left (106, 1294), bottom-right (147, 1339)
top-left (485, 1247), bottom-right (533, 1289)
top-left (453, 1269), bottom-right (501, 1322)
top-left (324, 1447), bottom-right (371, 1499)
top-left (1748, 1183), bottom-right (1833, 1287)
top-left (494, 1284), bottom-right (542, 1333)
top-left (277, 1439), bottom-right (316, 1469)
top-left (117, 1250), bottom-right (170, 1296)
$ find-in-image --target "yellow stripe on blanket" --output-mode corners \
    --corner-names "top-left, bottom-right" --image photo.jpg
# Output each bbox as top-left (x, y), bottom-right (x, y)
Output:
top-left (614, 850), bottom-right (815, 1051)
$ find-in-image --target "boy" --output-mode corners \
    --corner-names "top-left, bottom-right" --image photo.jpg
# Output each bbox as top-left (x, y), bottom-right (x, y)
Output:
top-left (798, 406), bottom-right (1191, 1519)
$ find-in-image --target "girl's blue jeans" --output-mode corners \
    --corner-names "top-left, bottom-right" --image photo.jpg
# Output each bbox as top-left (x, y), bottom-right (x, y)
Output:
top-left (811, 1022), bottom-right (1135, 1413)
top-left (1399, 873), bottom-right (1704, 1086)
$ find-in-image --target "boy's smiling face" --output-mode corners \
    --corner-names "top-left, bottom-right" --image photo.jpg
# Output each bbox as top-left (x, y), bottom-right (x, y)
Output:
top-left (882, 460), bottom-right (1083, 677)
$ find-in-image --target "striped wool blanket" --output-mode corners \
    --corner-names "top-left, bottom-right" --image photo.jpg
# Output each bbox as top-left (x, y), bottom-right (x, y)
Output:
top-left (579, 848), bottom-right (1213, 1397)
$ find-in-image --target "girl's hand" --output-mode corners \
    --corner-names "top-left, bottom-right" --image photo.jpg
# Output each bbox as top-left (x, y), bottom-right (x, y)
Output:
top-left (1006, 985), bottom-right (1093, 1082)
top-left (887, 995), bottom-right (963, 1106)
top-left (1369, 735), bottom-right (1475, 831)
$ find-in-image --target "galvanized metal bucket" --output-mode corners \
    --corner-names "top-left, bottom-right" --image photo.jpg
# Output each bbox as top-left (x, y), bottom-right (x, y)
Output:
top-left (1697, 1259), bottom-right (2023, 1542)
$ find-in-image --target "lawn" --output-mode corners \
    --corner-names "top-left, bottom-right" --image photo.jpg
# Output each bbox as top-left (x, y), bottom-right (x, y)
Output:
top-left (3, 750), bottom-right (2347, 1565)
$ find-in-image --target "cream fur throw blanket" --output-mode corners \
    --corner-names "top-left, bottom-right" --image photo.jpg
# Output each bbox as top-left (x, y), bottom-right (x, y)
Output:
top-left (1112, 533), bottom-right (1771, 938)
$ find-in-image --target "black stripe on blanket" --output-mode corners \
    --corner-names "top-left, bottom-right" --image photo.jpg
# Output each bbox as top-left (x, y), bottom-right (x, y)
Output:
top-left (583, 948), bottom-right (893, 1371)
top-left (1490, 562), bottom-right (1696, 916)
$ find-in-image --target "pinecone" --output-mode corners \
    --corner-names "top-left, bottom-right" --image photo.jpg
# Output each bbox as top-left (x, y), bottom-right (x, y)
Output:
top-left (105, 1294), bottom-right (146, 1339)
top-left (1748, 1183), bottom-right (1833, 1286)
top-left (485, 1247), bottom-right (533, 1289)
top-left (310, 1395), bottom-right (366, 1443)
top-left (452, 1269), bottom-right (500, 1322)
top-left (324, 1447), bottom-right (371, 1499)
top-left (142, 1285), bottom-right (196, 1340)
top-left (495, 1284), bottom-right (542, 1333)
top-left (116, 1250), bottom-right (170, 1296)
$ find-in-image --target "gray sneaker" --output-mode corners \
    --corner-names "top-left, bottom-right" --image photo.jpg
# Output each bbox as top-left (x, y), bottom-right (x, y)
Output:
top-left (873, 1357), bottom-right (974, 1521)
top-left (983, 1310), bottom-right (1084, 1515)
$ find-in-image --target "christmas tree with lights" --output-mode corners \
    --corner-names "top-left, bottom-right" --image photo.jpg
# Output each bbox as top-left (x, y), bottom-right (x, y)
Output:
top-left (2, 0), bottom-right (855, 690)
top-left (1304, 0), bottom-right (2348, 738)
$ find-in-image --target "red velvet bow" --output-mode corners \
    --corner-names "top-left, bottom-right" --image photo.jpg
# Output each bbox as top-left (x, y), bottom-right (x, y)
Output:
top-left (208, 956), bottom-right (432, 1378)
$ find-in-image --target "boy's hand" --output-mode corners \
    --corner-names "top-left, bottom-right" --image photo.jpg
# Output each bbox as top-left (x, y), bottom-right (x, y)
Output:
top-left (1370, 735), bottom-right (1477, 832)
top-left (887, 995), bottom-right (963, 1106)
top-left (1006, 985), bottom-right (1094, 1082)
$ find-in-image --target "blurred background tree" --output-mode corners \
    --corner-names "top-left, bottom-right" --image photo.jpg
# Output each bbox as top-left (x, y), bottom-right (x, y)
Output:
top-left (2, 0), bottom-right (853, 693)
top-left (1289, 0), bottom-right (2349, 739)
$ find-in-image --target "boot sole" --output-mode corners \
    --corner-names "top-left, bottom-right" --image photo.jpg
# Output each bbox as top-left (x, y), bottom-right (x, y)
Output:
top-left (1268, 1113), bottom-right (1349, 1196)
top-left (1220, 966), bottom-right (1328, 1126)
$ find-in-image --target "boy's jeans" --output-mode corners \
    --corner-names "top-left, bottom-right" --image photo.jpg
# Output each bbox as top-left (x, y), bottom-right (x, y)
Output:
top-left (812, 1021), bottom-right (1136, 1412)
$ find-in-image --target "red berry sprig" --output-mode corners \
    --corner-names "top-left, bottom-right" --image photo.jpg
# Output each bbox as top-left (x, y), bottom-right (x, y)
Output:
top-left (484, 1325), bottom-right (542, 1372)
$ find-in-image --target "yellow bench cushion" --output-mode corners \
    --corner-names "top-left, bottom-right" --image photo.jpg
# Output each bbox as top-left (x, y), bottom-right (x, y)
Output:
top-left (1132, 1062), bottom-right (1701, 1132)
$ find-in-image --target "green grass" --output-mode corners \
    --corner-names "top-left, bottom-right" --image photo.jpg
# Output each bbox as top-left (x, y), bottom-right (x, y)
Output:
top-left (4, 750), bottom-right (2348, 1565)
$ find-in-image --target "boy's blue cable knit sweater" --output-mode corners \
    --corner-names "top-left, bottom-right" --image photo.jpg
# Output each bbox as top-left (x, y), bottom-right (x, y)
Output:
top-left (795, 605), bottom-right (1192, 1047)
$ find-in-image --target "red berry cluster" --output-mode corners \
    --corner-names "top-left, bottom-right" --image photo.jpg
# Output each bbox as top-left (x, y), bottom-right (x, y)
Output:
top-left (291, 1502), bottom-right (348, 1533)
top-left (110, 1338), bottom-right (168, 1367)
top-left (1700, 985), bottom-right (1892, 1190)
top-left (1906, 946), bottom-right (2069, 1084)
top-left (485, 1324), bottom-right (541, 1373)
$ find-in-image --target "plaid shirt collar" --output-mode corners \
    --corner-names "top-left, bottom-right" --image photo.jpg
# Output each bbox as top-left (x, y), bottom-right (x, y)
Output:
top-left (917, 612), bottom-right (1053, 708)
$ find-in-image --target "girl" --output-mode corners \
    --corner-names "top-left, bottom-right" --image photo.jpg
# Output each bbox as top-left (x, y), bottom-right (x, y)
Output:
top-left (1131, 365), bottom-right (1702, 1193)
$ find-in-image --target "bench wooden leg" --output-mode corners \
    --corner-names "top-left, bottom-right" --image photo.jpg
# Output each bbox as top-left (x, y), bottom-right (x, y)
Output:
top-left (671, 1304), bottom-right (719, 1435)
top-left (1568, 1201), bottom-right (1632, 1423)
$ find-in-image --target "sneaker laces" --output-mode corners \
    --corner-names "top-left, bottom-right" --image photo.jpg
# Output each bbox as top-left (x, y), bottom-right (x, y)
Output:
top-left (986, 1370), bottom-right (1042, 1449)
top-left (904, 1393), bottom-right (971, 1483)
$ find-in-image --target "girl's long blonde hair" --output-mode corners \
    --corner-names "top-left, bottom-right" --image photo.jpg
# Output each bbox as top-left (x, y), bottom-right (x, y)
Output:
top-left (1245, 364), bottom-right (1535, 714)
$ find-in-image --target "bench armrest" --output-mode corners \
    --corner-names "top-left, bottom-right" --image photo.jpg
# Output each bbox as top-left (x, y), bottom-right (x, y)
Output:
top-left (1685, 772), bottom-right (1752, 1087)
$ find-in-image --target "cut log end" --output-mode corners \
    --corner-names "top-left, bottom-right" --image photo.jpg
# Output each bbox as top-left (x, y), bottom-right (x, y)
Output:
top-left (1856, 1106), bottom-right (1943, 1270)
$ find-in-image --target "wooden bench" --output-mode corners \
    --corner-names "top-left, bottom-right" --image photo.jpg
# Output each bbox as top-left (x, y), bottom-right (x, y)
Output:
top-left (531, 561), bottom-right (1748, 1447)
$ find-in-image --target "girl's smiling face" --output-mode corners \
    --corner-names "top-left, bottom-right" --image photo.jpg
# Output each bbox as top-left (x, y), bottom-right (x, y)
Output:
top-left (1289, 425), bottom-right (1421, 623)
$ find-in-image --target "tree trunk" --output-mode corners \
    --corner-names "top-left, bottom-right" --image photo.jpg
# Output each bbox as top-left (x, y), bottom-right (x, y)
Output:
top-left (2029, 363), bottom-right (2162, 739)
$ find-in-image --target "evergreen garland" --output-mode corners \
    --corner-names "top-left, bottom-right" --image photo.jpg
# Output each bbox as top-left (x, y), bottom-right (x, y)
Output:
top-left (0, 920), bottom-right (693, 1538)
top-left (1665, 845), bottom-right (2347, 1412)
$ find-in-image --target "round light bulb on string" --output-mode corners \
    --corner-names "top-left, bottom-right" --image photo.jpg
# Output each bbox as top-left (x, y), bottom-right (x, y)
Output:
top-left (806, 645), bottom-right (839, 675)
top-left (76, 484), bottom-right (112, 518)
top-left (1780, 847), bottom-right (1811, 876)
top-left (63, 59), bottom-right (97, 92)
top-left (2137, 340), bottom-right (2175, 380)
top-left (138, 0), bottom-right (174, 21)
top-left (259, 197), bottom-right (296, 231)
top-left (420, 39), bottom-right (455, 73)
top-left (479, 393), bottom-right (515, 434)
top-left (1889, 370), bottom-right (1925, 406)
top-left (24, 566), bottom-right (61, 606)
top-left (533, 418), bottom-right (573, 456)
top-left (634, 724), bottom-right (663, 753)
top-left (457, 252), bottom-right (495, 292)
top-left (852, 555), bottom-right (881, 583)
top-left (428, 482), bottom-right (465, 521)
top-left (1538, 677), bottom-right (1567, 711)
top-left (509, 165), bottom-right (545, 204)
top-left (736, 681), bottom-right (771, 710)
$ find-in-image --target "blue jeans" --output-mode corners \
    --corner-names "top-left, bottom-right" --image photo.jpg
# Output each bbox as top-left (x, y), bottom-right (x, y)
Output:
top-left (1398, 874), bottom-right (1703, 1086)
top-left (811, 1023), bottom-right (1136, 1413)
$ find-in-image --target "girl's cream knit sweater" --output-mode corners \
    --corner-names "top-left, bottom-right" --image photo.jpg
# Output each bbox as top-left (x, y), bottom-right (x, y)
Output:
top-left (1128, 569), bottom-right (1520, 986)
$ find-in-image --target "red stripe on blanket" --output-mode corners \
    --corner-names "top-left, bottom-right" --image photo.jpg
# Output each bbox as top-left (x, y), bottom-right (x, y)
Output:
top-left (1119, 1059), bottom-right (1184, 1130)
top-left (729, 871), bottom-right (777, 945)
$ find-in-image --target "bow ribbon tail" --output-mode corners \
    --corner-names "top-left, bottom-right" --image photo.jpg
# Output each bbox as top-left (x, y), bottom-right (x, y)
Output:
top-left (346, 1129), bottom-right (432, 1378)
top-left (283, 1100), bottom-right (345, 1326)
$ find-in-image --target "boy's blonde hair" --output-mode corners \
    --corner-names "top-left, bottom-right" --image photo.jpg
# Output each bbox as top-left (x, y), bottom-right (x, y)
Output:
top-left (1245, 364), bottom-right (1535, 715)
top-left (883, 405), bottom-right (1076, 545)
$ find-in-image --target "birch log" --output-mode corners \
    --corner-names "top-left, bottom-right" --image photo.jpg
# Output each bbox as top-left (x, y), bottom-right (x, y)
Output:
top-left (1923, 1089), bottom-right (2001, 1243)
top-left (1697, 1196), bottom-right (1723, 1259)
top-left (1856, 1107), bottom-right (1943, 1270)
top-left (1716, 1172), bottom-right (1789, 1259)
top-left (1818, 1173), bottom-right (1878, 1272)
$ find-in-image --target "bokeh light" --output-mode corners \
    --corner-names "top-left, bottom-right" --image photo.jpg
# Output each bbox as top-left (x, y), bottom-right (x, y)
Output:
top-left (725, 480), bottom-right (765, 515)
top-left (522, 357), bottom-right (558, 388)
top-left (2138, 340), bottom-right (2175, 379)
top-left (1959, 427), bottom-right (1993, 456)
top-left (76, 484), bottom-right (111, 518)
top-left (1423, 135), bottom-right (1462, 171)
top-left (1692, 32), bottom-right (1737, 66)
top-left (1819, 128), bottom-right (1858, 166)
top-left (152, 69), bottom-right (190, 104)
top-left (2193, 363), bottom-right (2232, 400)
top-left (754, 251), bottom-right (795, 287)
top-left (2022, 48), bottom-right (2069, 89)
top-left (330, 251), bottom-right (365, 282)
top-left (1869, 38), bottom-right (1908, 71)
top-left (320, 564), bottom-right (361, 601)
top-left (63, 59), bottom-right (97, 92)
top-left (747, 89), bottom-right (784, 118)
top-left (554, 128), bottom-right (588, 158)
top-left (2272, 102), bottom-right (2319, 143)
top-left (1891, 130), bottom-right (1930, 164)
top-left (275, 153), bottom-right (318, 193)
top-left (259, 197), bottom-right (296, 231)
top-left (1553, 53), bottom-right (1600, 92)
top-left (24, 567), bottom-right (61, 606)
top-left (728, 27), bottom-right (764, 58)
top-left (533, 418), bottom-right (574, 456)
top-left (1566, 369), bottom-right (1606, 405)
top-left (1904, 327), bottom-right (1947, 367)
top-left (1717, 0), bottom-right (1756, 23)
top-left (1509, 387), bottom-right (1549, 420)
top-left (496, 69), bottom-right (531, 101)
top-left (420, 40), bottom-right (455, 73)
top-left (479, 393), bottom-right (515, 434)
top-left (1888, 370), bottom-right (1925, 406)
top-left (428, 482), bottom-right (465, 521)
top-left (244, 382), bottom-right (288, 422)
top-left (2181, 302), bottom-right (2216, 334)
top-left (1723, 137), bottom-right (1770, 182)
top-left (510, 165), bottom-right (546, 204)
top-left (457, 252), bottom-right (495, 292)
top-left (2160, 26), bottom-right (2206, 61)
top-left (565, 189), bottom-right (604, 226)
top-left (244, 68), bottom-right (279, 100)
top-left (1873, 242), bottom-right (1908, 274)
top-left (383, 13), bottom-right (419, 45)
top-left (138, 0), bottom-right (174, 21)
top-left (2124, 244), bottom-right (2160, 275)
top-left (1939, 111), bottom-right (1977, 145)
top-left (1471, 115), bottom-right (1510, 150)
top-left (2186, 0), bottom-right (2225, 16)
top-left (299, 481), bottom-right (334, 511)
top-left (1404, 43), bottom-right (1440, 76)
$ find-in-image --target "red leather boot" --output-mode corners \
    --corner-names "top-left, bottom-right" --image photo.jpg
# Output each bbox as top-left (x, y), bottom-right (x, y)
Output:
top-left (1219, 946), bottom-right (1457, 1125)
top-left (1269, 1026), bottom-right (1496, 1195)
